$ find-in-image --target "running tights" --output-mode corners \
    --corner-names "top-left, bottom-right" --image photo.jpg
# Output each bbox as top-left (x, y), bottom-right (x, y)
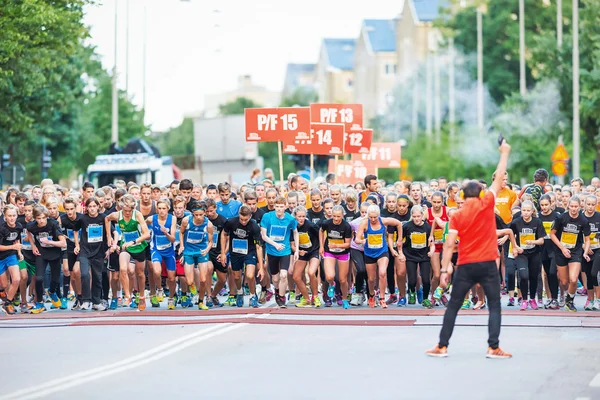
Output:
top-left (407, 261), bottom-right (431, 299)
top-left (582, 253), bottom-right (600, 290)
top-left (351, 249), bottom-right (367, 294)
top-left (542, 256), bottom-right (559, 300)
top-left (35, 257), bottom-right (61, 303)
top-left (515, 253), bottom-right (541, 300)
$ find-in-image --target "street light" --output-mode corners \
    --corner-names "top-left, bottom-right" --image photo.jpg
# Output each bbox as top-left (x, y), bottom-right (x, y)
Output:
top-left (519, 0), bottom-right (526, 96)
top-left (572, 0), bottom-right (580, 177)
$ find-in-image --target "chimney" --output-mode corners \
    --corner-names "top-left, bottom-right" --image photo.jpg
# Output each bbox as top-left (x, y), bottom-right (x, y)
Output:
top-left (238, 75), bottom-right (253, 89)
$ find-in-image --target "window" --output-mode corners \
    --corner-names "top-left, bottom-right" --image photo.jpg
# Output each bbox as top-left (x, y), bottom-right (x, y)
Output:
top-left (385, 63), bottom-right (397, 75)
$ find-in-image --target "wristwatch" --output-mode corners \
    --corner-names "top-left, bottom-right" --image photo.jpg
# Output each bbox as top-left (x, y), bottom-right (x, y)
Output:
top-left (440, 269), bottom-right (448, 273)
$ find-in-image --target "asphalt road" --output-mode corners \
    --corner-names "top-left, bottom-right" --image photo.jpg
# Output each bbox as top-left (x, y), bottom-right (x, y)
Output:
top-left (2, 315), bottom-right (600, 400)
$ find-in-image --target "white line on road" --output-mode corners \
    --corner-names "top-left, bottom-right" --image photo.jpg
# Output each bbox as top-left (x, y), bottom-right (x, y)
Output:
top-left (589, 372), bottom-right (600, 387)
top-left (0, 323), bottom-right (245, 400)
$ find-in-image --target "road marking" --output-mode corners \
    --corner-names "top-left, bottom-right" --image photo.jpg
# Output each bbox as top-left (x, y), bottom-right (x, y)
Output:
top-left (589, 372), bottom-right (600, 387)
top-left (0, 323), bottom-right (244, 400)
top-left (574, 397), bottom-right (590, 400)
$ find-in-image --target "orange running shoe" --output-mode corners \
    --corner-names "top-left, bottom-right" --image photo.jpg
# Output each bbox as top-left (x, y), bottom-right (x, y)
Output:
top-left (425, 345), bottom-right (448, 358)
top-left (368, 296), bottom-right (375, 308)
top-left (380, 299), bottom-right (388, 309)
top-left (486, 347), bottom-right (512, 359)
top-left (138, 297), bottom-right (146, 311)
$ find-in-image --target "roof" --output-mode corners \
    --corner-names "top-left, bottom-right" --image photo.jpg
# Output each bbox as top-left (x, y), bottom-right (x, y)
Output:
top-left (363, 19), bottom-right (396, 52)
top-left (323, 38), bottom-right (356, 71)
top-left (410, 0), bottom-right (447, 22)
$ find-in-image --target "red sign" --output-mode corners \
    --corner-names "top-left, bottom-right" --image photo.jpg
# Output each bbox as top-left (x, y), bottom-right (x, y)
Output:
top-left (245, 107), bottom-right (311, 142)
top-left (351, 142), bottom-right (401, 168)
top-left (344, 128), bottom-right (373, 154)
top-left (328, 159), bottom-right (375, 185)
top-left (310, 104), bottom-right (363, 133)
top-left (283, 123), bottom-right (344, 156)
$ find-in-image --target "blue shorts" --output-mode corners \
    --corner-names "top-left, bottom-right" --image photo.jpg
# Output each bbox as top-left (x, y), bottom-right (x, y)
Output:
top-left (184, 253), bottom-right (209, 267)
top-left (151, 251), bottom-right (176, 271)
top-left (230, 253), bottom-right (257, 272)
top-left (0, 255), bottom-right (19, 275)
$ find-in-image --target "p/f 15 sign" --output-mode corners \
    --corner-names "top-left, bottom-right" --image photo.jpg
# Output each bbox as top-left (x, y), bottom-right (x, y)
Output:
top-left (245, 107), bottom-right (311, 142)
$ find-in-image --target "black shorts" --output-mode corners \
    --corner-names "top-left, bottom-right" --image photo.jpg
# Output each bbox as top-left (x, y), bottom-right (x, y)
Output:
top-left (209, 253), bottom-right (228, 273)
top-left (107, 251), bottom-right (120, 272)
top-left (268, 254), bottom-right (291, 275)
top-left (127, 250), bottom-right (146, 263)
top-left (555, 248), bottom-right (583, 266)
top-left (65, 252), bottom-right (79, 271)
top-left (365, 252), bottom-right (389, 265)
top-left (230, 253), bottom-right (257, 272)
top-left (145, 245), bottom-right (151, 261)
top-left (299, 249), bottom-right (319, 262)
top-left (451, 252), bottom-right (458, 266)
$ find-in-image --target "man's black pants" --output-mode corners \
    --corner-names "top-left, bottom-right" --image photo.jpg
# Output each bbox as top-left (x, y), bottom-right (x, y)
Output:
top-left (439, 261), bottom-right (502, 349)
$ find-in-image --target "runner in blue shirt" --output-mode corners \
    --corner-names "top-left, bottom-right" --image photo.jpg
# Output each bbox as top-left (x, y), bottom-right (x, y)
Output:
top-left (260, 196), bottom-right (298, 308)
top-left (216, 182), bottom-right (242, 219)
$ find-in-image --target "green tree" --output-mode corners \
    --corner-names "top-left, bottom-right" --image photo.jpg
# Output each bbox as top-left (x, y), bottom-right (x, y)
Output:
top-left (219, 97), bottom-right (262, 116)
top-left (157, 118), bottom-right (194, 156)
top-left (279, 87), bottom-right (317, 107)
top-left (0, 0), bottom-right (93, 182)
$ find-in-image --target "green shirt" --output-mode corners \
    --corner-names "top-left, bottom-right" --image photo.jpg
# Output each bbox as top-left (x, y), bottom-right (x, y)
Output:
top-left (118, 210), bottom-right (147, 254)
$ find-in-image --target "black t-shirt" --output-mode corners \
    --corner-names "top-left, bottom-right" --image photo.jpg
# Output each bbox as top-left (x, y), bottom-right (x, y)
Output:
top-left (307, 208), bottom-right (325, 226)
top-left (27, 218), bottom-right (64, 260)
top-left (585, 212), bottom-right (600, 253)
top-left (320, 218), bottom-right (352, 255)
top-left (79, 213), bottom-right (107, 259)
top-left (251, 207), bottom-right (265, 226)
top-left (17, 216), bottom-right (35, 264)
top-left (552, 212), bottom-right (591, 252)
top-left (174, 212), bottom-right (191, 259)
top-left (297, 220), bottom-right (320, 253)
top-left (555, 206), bottom-right (566, 214)
top-left (510, 216), bottom-right (545, 255)
top-left (209, 214), bottom-right (228, 256)
top-left (260, 205), bottom-right (275, 214)
top-left (343, 206), bottom-right (360, 223)
top-left (0, 221), bottom-right (23, 260)
top-left (223, 217), bottom-right (261, 257)
top-left (402, 220), bottom-right (431, 263)
top-left (387, 211), bottom-right (411, 248)
top-left (105, 204), bottom-right (117, 215)
top-left (60, 213), bottom-right (83, 254)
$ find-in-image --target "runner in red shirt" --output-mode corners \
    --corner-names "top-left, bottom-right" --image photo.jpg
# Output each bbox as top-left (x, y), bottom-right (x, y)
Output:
top-left (426, 139), bottom-right (513, 359)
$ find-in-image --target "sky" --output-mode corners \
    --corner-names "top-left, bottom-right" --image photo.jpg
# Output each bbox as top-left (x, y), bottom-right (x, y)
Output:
top-left (83, 0), bottom-right (405, 131)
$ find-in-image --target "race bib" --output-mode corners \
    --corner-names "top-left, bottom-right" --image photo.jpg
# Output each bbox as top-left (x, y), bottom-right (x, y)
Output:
top-left (87, 225), bottom-right (103, 244)
top-left (67, 229), bottom-right (75, 242)
top-left (187, 230), bottom-right (205, 244)
top-left (21, 232), bottom-right (32, 251)
top-left (123, 231), bottom-right (140, 244)
top-left (560, 232), bottom-right (577, 249)
top-left (38, 232), bottom-right (52, 248)
top-left (519, 233), bottom-right (535, 250)
top-left (433, 229), bottom-right (443, 244)
top-left (269, 225), bottom-right (286, 242)
top-left (411, 232), bottom-right (426, 249)
top-left (329, 238), bottom-right (345, 253)
top-left (156, 234), bottom-right (171, 250)
top-left (212, 231), bottom-right (218, 248)
top-left (367, 233), bottom-right (384, 249)
top-left (590, 233), bottom-right (600, 250)
top-left (232, 238), bottom-right (248, 255)
top-left (542, 221), bottom-right (553, 239)
top-left (298, 232), bottom-right (311, 249)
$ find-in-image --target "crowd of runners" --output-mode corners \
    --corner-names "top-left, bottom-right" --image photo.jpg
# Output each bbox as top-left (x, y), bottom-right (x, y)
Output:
top-left (0, 168), bottom-right (599, 315)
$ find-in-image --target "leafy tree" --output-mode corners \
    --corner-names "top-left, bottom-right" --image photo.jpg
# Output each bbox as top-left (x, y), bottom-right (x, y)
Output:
top-left (279, 87), bottom-right (317, 107)
top-left (219, 97), bottom-right (262, 116)
top-left (157, 118), bottom-right (194, 157)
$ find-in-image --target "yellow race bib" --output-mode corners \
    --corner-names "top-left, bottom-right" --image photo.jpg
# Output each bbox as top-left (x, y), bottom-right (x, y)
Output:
top-left (560, 232), bottom-right (577, 249)
top-left (411, 232), bottom-right (426, 249)
top-left (367, 233), bottom-right (384, 249)
top-left (520, 233), bottom-right (535, 250)
top-left (329, 238), bottom-right (345, 252)
top-left (591, 233), bottom-right (599, 250)
top-left (433, 229), bottom-right (443, 244)
top-left (298, 232), bottom-right (311, 249)
top-left (542, 221), bottom-right (553, 238)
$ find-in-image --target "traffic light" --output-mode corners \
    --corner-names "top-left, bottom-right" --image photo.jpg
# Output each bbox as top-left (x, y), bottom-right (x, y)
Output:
top-left (1, 153), bottom-right (9, 170)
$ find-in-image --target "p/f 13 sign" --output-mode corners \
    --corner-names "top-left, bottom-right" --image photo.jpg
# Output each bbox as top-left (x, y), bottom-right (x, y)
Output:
top-left (245, 107), bottom-right (311, 142)
top-left (310, 104), bottom-right (363, 133)
top-left (283, 123), bottom-right (344, 156)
